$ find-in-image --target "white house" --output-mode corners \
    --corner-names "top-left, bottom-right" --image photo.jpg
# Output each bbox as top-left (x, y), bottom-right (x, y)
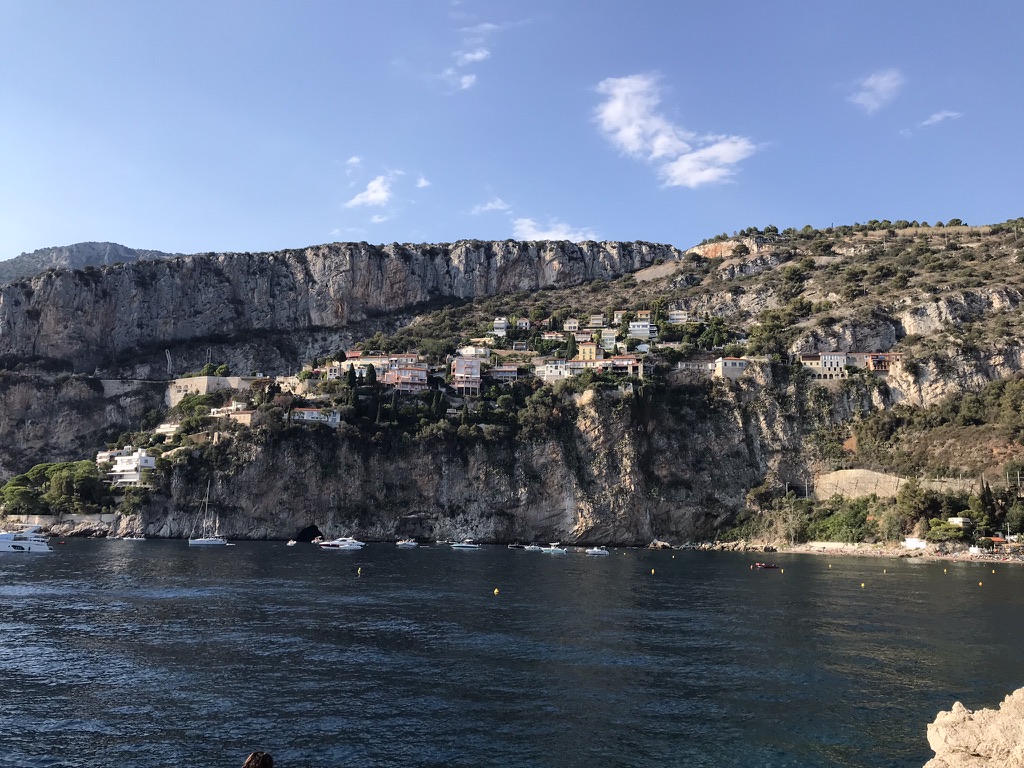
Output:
top-left (492, 317), bottom-right (509, 337)
top-left (627, 320), bottom-right (655, 340)
top-left (534, 359), bottom-right (571, 383)
top-left (104, 448), bottom-right (156, 487)
top-left (289, 408), bottom-right (341, 426)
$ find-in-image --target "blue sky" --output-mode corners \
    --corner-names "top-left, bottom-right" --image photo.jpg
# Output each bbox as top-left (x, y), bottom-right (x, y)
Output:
top-left (1, 0), bottom-right (1021, 259)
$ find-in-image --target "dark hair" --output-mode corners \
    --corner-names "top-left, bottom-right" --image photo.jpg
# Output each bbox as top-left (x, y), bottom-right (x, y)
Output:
top-left (242, 752), bottom-right (274, 768)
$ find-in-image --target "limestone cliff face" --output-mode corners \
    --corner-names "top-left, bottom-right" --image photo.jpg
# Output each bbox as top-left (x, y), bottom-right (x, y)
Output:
top-left (137, 383), bottom-right (768, 544)
top-left (0, 240), bottom-right (677, 371)
top-left (0, 373), bottom-right (164, 478)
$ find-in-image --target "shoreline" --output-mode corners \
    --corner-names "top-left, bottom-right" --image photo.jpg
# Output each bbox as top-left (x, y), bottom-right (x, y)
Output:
top-left (775, 540), bottom-right (1024, 566)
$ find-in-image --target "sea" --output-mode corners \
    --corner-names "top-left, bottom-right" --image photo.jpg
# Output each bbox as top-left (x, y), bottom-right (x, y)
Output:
top-left (2, 541), bottom-right (1023, 768)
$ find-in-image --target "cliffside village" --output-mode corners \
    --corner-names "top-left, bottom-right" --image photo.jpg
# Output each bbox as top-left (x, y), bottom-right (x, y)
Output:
top-left (98, 309), bottom-right (902, 489)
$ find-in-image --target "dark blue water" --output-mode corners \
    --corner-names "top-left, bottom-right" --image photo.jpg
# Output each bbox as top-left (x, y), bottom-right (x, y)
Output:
top-left (2, 542), bottom-right (1023, 768)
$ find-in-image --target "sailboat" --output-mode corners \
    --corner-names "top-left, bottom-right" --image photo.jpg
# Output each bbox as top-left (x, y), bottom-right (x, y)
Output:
top-left (188, 480), bottom-right (228, 547)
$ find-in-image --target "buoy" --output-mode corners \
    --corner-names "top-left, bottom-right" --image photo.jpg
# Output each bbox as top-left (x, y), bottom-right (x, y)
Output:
top-left (861, 583), bottom-right (865, 588)
top-left (672, 555), bottom-right (675, 559)
top-left (493, 588), bottom-right (499, 596)
top-left (651, 568), bottom-right (655, 575)
top-left (780, 568), bottom-right (784, 574)
top-left (357, 567), bottom-right (362, 577)
top-left (884, 569), bottom-right (887, 574)
top-left (992, 569), bottom-right (996, 574)
top-left (828, 564), bottom-right (831, 569)
top-left (944, 568), bottom-right (947, 574)
top-left (979, 582), bottom-right (983, 587)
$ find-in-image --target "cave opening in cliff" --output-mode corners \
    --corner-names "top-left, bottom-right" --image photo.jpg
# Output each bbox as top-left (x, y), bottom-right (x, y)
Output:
top-left (294, 525), bottom-right (323, 542)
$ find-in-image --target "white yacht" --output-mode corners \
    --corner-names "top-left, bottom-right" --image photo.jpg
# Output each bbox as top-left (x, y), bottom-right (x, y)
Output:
top-left (451, 539), bottom-right (481, 550)
top-left (541, 542), bottom-right (567, 554)
top-left (0, 525), bottom-right (53, 553)
top-left (396, 538), bottom-right (418, 548)
top-left (319, 536), bottom-right (366, 551)
top-left (585, 546), bottom-right (610, 556)
top-left (524, 543), bottom-right (543, 552)
top-left (188, 481), bottom-right (227, 547)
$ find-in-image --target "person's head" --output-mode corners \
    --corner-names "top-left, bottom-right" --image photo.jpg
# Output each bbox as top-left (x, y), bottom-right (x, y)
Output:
top-left (242, 751), bottom-right (273, 768)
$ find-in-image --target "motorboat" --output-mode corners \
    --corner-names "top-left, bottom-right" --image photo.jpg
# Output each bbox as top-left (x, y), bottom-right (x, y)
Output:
top-left (541, 542), bottom-right (567, 554)
top-left (507, 542), bottom-right (525, 549)
top-left (122, 535), bottom-right (146, 541)
top-left (188, 480), bottom-right (228, 547)
top-left (585, 546), bottom-right (610, 556)
top-left (286, 540), bottom-right (297, 546)
top-left (523, 543), bottom-right (543, 552)
top-left (451, 539), bottom-right (481, 550)
top-left (0, 525), bottom-right (53, 553)
top-left (396, 538), bottom-right (418, 548)
top-left (319, 536), bottom-right (366, 551)
top-left (754, 562), bottom-right (779, 569)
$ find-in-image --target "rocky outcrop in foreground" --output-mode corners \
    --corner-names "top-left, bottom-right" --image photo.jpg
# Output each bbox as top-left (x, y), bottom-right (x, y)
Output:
top-left (925, 688), bottom-right (1024, 767)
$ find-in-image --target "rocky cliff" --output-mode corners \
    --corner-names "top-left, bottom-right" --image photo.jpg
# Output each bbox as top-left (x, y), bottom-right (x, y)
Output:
top-left (0, 241), bottom-right (184, 284)
top-left (116, 379), bottom-right (783, 544)
top-left (0, 240), bottom-right (678, 374)
top-left (0, 373), bottom-right (164, 479)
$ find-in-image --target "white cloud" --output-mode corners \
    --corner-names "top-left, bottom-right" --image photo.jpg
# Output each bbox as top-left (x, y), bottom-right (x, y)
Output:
top-left (370, 214), bottom-right (389, 224)
top-left (460, 22), bottom-right (500, 42)
top-left (921, 110), bottom-right (963, 126)
top-left (660, 136), bottom-right (757, 188)
top-left (457, 48), bottom-right (490, 65)
top-left (416, 176), bottom-right (431, 188)
top-left (346, 156), bottom-right (361, 167)
top-left (471, 197), bottom-right (509, 214)
top-left (848, 69), bottom-right (905, 114)
top-left (512, 217), bottom-right (597, 242)
top-left (344, 175), bottom-right (392, 208)
top-left (459, 74), bottom-right (477, 90)
top-left (594, 73), bottom-right (757, 188)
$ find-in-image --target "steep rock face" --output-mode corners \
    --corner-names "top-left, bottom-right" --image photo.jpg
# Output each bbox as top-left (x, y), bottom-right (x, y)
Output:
top-left (136, 383), bottom-right (771, 544)
top-left (0, 373), bottom-right (165, 477)
top-left (0, 241), bottom-right (184, 284)
top-left (897, 288), bottom-right (1023, 337)
top-left (925, 688), bottom-right (1024, 767)
top-left (0, 240), bottom-right (678, 371)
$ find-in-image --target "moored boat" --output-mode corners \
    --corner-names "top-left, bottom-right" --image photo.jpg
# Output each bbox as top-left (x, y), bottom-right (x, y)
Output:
top-left (753, 562), bottom-right (779, 569)
top-left (396, 538), bottom-right (418, 548)
top-left (319, 536), bottom-right (366, 551)
top-left (0, 525), bottom-right (53, 553)
top-left (523, 543), bottom-right (543, 552)
top-left (585, 546), bottom-right (610, 556)
top-left (188, 481), bottom-right (228, 547)
top-left (451, 539), bottom-right (481, 550)
top-left (541, 542), bottom-right (567, 554)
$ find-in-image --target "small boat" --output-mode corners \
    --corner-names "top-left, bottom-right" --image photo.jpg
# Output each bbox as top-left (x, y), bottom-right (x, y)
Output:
top-left (585, 546), bottom-right (610, 556)
top-left (451, 539), bottom-right (481, 550)
top-left (319, 537), bottom-right (366, 551)
top-left (396, 538), bottom-right (418, 548)
top-left (188, 480), bottom-right (228, 547)
top-left (122, 535), bottom-right (146, 541)
top-left (754, 562), bottom-right (779, 569)
top-left (507, 542), bottom-right (525, 549)
top-left (541, 542), bottom-right (567, 554)
top-left (286, 540), bottom-right (297, 546)
top-left (0, 525), bottom-right (53, 553)
top-left (524, 543), bottom-right (543, 552)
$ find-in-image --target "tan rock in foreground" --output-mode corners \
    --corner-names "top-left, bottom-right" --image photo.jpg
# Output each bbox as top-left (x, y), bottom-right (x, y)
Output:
top-left (925, 688), bottom-right (1024, 767)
